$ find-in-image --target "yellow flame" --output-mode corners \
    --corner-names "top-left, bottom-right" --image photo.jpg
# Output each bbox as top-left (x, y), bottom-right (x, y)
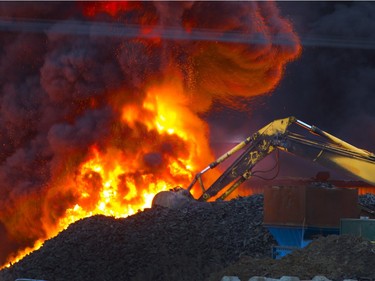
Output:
top-left (4, 78), bottom-right (217, 269)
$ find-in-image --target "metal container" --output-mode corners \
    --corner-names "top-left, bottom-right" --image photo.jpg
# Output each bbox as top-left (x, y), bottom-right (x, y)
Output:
top-left (340, 218), bottom-right (375, 241)
top-left (264, 185), bottom-right (359, 257)
top-left (264, 185), bottom-right (359, 228)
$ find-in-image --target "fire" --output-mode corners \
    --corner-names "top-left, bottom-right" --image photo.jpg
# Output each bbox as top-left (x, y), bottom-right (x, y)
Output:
top-left (119, 75), bottom-right (218, 194)
top-left (66, 75), bottom-right (216, 222)
top-left (52, 76), bottom-right (217, 243)
top-left (81, 1), bottom-right (140, 17)
top-left (0, 1), bottom-right (302, 270)
top-left (3, 77), bottom-right (217, 268)
top-left (3, 240), bottom-right (44, 267)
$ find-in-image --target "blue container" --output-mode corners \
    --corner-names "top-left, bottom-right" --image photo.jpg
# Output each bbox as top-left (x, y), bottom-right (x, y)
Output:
top-left (271, 245), bottom-right (298, 259)
top-left (266, 225), bottom-right (339, 258)
top-left (263, 185), bottom-right (358, 258)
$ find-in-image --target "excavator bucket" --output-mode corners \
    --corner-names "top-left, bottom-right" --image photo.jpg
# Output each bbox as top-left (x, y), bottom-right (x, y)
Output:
top-left (152, 187), bottom-right (199, 209)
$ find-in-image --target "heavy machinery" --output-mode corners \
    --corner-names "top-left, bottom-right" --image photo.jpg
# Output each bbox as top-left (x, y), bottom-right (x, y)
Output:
top-left (152, 116), bottom-right (375, 208)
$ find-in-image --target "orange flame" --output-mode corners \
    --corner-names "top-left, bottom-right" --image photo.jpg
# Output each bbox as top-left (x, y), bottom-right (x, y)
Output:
top-left (3, 76), bottom-right (218, 268)
top-left (1, 1), bottom-right (303, 269)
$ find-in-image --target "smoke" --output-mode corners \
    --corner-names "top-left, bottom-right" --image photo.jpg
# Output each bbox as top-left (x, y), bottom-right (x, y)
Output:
top-left (210, 2), bottom-right (375, 179)
top-left (274, 2), bottom-right (375, 149)
top-left (0, 1), bottom-right (300, 266)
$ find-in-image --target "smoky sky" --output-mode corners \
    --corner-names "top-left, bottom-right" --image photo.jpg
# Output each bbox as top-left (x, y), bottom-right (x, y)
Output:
top-left (208, 2), bottom-right (375, 180)
top-left (0, 0), bottom-right (373, 271)
top-left (1, 0), bottom-right (374, 269)
top-left (0, 2), bottom-right (373, 267)
top-left (0, 1), bottom-right (302, 266)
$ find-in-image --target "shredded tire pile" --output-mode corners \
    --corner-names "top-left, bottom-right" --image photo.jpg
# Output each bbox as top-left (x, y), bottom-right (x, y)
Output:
top-left (0, 195), bottom-right (274, 281)
top-left (0, 194), bottom-right (374, 281)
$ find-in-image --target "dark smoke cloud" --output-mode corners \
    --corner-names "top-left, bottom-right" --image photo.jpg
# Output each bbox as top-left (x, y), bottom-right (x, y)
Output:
top-left (47, 107), bottom-right (113, 153)
top-left (0, 2), bottom-right (115, 265)
top-left (274, 2), bottom-right (375, 147)
top-left (0, 1), bottom-right (300, 266)
top-left (209, 2), bottom-right (375, 179)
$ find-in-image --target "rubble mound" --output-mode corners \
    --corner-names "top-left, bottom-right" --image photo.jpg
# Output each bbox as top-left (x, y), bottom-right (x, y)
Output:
top-left (359, 193), bottom-right (375, 211)
top-left (0, 193), bottom-right (374, 281)
top-left (208, 234), bottom-right (375, 281)
top-left (0, 195), bottom-right (275, 281)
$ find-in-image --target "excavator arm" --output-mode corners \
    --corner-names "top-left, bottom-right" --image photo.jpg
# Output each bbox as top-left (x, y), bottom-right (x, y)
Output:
top-left (186, 116), bottom-right (375, 202)
top-left (152, 116), bottom-right (375, 208)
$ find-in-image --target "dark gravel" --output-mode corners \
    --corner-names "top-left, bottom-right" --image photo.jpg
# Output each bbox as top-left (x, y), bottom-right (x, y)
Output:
top-left (0, 193), bottom-right (374, 281)
top-left (208, 234), bottom-right (375, 281)
top-left (0, 194), bottom-right (275, 281)
top-left (359, 193), bottom-right (375, 211)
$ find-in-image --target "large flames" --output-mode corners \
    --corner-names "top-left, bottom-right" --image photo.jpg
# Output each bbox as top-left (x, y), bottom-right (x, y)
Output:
top-left (0, 1), bottom-right (301, 269)
top-left (6, 78), bottom-right (218, 266)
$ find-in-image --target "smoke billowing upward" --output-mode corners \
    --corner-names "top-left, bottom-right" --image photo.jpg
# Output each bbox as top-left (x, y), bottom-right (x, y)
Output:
top-left (0, 2), bottom-right (300, 266)
top-left (208, 2), bottom-right (375, 179)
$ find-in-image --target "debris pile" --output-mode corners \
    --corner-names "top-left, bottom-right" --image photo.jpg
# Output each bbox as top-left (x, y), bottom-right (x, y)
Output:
top-left (0, 195), bottom-right (275, 281)
top-left (0, 193), bottom-right (374, 281)
top-left (208, 234), bottom-right (375, 281)
top-left (359, 193), bottom-right (375, 211)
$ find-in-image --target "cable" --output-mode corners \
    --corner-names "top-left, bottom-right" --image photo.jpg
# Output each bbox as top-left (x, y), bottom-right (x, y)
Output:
top-left (251, 150), bottom-right (280, 181)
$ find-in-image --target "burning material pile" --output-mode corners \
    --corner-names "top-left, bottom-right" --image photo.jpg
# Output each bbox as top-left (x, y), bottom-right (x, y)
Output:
top-left (0, 194), bottom-right (275, 281)
top-left (0, 1), bottom-right (300, 267)
top-left (1, 193), bottom-right (375, 281)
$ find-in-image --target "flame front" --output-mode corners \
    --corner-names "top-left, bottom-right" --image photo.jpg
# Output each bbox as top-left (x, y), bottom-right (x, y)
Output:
top-left (5, 78), bottom-right (217, 266)
top-left (62, 77), bottom-right (216, 222)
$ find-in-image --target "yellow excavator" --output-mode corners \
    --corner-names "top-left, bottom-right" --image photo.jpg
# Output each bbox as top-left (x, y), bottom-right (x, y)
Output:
top-left (152, 116), bottom-right (375, 208)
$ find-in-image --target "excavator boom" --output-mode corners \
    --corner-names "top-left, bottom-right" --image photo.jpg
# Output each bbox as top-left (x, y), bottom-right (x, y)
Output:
top-left (187, 117), bottom-right (295, 200)
top-left (152, 116), bottom-right (375, 208)
top-left (277, 132), bottom-right (375, 185)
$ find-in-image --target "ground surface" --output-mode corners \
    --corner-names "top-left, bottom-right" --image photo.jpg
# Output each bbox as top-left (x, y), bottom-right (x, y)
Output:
top-left (0, 193), bottom-right (374, 281)
top-left (208, 234), bottom-right (375, 281)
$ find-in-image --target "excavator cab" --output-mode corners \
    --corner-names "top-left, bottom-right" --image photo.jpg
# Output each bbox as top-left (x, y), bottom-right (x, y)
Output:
top-left (152, 116), bottom-right (375, 208)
